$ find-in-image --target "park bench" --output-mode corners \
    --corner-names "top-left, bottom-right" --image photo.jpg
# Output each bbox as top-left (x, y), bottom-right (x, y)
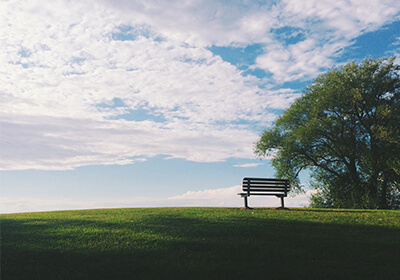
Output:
top-left (238, 177), bottom-right (289, 209)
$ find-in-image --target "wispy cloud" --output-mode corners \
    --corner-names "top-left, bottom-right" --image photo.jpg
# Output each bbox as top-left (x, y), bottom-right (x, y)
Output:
top-left (233, 163), bottom-right (263, 168)
top-left (1, 115), bottom-right (262, 170)
top-left (0, 186), bottom-right (317, 214)
top-left (168, 186), bottom-right (317, 208)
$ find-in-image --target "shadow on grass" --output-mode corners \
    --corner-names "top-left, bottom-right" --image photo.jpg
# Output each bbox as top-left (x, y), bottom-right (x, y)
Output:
top-left (290, 208), bottom-right (377, 213)
top-left (2, 209), bottom-right (400, 280)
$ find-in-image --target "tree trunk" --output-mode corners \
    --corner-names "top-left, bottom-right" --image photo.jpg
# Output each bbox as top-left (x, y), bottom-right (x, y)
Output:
top-left (379, 181), bottom-right (388, 209)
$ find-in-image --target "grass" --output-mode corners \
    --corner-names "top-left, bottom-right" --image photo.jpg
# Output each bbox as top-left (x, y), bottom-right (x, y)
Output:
top-left (1, 207), bottom-right (400, 280)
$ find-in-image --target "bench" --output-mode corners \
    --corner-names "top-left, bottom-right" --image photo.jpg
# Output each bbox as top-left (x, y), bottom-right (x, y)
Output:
top-left (238, 177), bottom-right (289, 209)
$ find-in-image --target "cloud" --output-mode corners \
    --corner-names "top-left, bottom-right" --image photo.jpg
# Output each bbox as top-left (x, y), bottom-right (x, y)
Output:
top-left (1, 0), bottom-right (400, 170)
top-left (167, 186), bottom-right (242, 207)
top-left (233, 163), bottom-right (263, 168)
top-left (98, 0), bottom-right (279, 46)
top-left (1, 115), bottom-right (263, 170)
top-left (169, 186), bottom-right (315, 208)
top-left (255, 39), bottom-right (342, 82)
top-left (100, 0), bottom-right (400, 84)
top-left (254, 0), bottom-right (400, 82)
top-left (0, 186), bottom-right (316, 214)
top-left (1, 0), bottom-right (297, 170)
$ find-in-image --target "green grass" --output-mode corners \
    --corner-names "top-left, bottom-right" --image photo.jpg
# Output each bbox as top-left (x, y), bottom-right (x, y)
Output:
top-left (1, 207), bottom-right (400, 280)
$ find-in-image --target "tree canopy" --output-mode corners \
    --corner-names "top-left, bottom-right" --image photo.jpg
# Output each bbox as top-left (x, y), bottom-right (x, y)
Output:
top-left (255, 57), bottom-right (400, 209)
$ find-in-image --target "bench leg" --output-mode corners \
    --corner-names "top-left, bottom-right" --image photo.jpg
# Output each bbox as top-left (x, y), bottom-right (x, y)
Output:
top-left (241, 196), bottom-right (253, 210)
top-left (281, 197), bottom-right (285, 208)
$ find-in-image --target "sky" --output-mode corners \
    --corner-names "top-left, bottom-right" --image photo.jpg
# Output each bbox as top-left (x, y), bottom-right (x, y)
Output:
top-left (1, 0), bottom-right (400, 214)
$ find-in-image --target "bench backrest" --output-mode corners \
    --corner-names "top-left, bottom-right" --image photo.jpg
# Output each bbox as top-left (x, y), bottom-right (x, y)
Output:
top-left (242, 177), bottom-right (289, 197)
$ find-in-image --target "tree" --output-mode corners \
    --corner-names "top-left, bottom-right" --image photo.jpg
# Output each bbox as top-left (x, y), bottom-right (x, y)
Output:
top-left (255, 57), bottom-right (400, 209)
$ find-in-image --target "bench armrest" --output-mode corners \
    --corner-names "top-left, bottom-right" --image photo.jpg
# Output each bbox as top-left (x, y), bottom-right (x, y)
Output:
top-left (237, 193), bottom-right (249, 197)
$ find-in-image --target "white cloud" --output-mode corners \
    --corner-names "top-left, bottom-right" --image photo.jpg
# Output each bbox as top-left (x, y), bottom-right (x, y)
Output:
top-left (0, 186), bottom-right (316, 214)
top-left (282, 0), bottom-right (400, 35)
top-left (167, 186), bottom-right (243, 207)
top-left (1, 114), bottom-right (263, 170)
top-left (1, 0), bottom-right (399, 170)
top-left (2, 0), bottom-right (296, 170)
top-left (233, 163), bottom-right (263, 168)
top-left (98, 0), bottom-right (279, 46)
top-left (100, 0), bottom-right (400, 84)
top-left (254, 0), bottom-right (400, 82)
top-left (169, 185), bottom-right (315, 208)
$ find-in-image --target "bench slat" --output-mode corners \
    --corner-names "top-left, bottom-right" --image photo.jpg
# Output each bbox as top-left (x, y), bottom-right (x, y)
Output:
top-left (243, 188), bottom-right (287, 192)
top-left (243, 184), bottom-right (286, 189)
top-left (238, 192), bottom-right (286, 196)
top-left (242, 178), bottom-right (288, 182)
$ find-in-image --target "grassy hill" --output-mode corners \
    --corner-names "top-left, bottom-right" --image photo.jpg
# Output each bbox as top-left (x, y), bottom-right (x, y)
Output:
top-left (1, 207), bottom-right (400, 280)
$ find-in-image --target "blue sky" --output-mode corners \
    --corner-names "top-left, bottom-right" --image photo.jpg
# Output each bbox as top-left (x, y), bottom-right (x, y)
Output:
top-left (1, 0), bottom-right (400, 213)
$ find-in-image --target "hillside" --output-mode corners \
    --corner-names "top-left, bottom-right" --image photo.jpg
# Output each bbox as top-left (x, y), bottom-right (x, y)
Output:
top-left (1, 207), bottom-right (400, 280)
